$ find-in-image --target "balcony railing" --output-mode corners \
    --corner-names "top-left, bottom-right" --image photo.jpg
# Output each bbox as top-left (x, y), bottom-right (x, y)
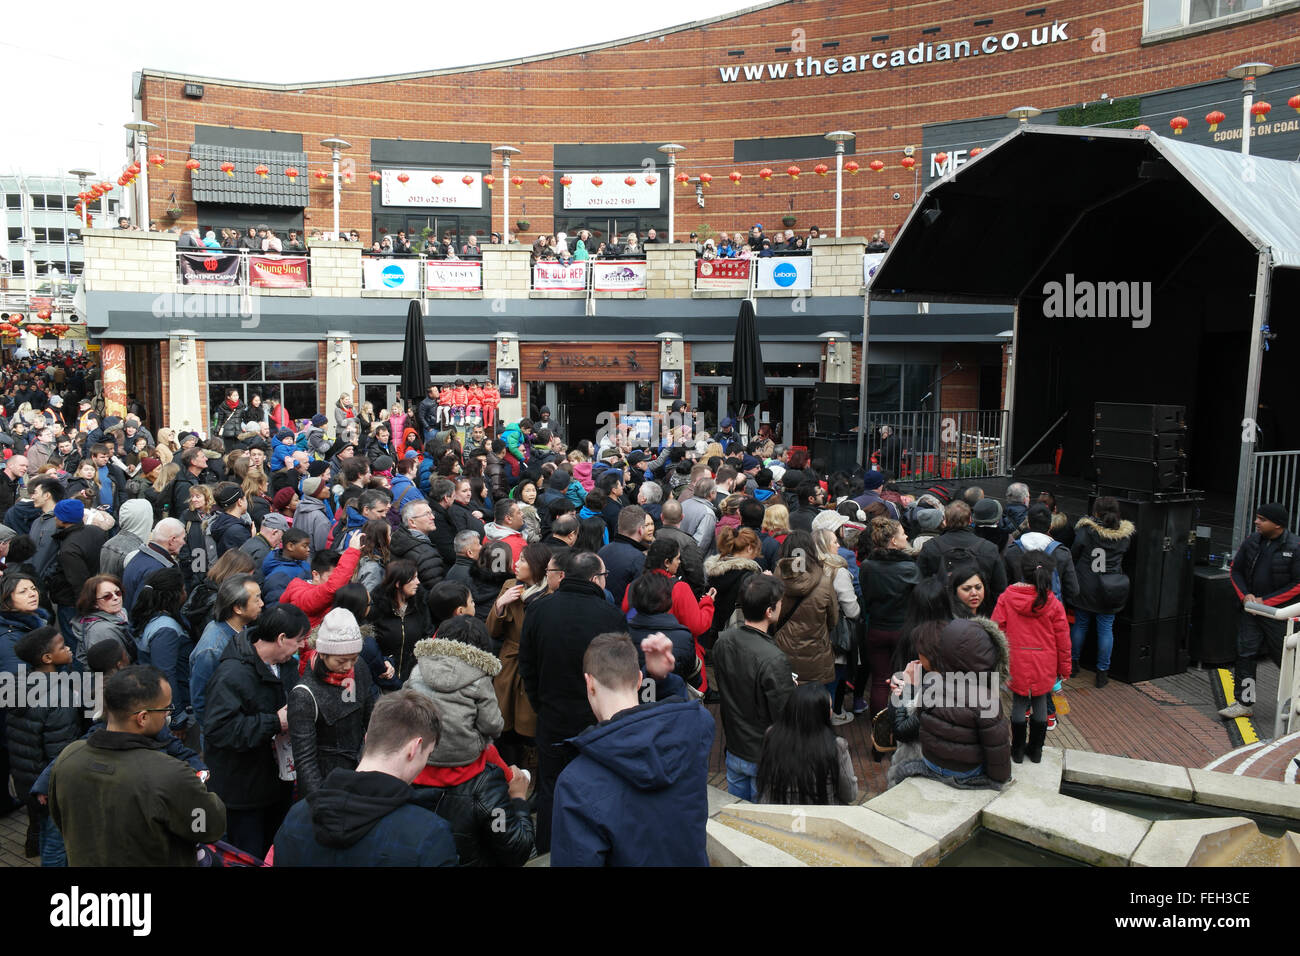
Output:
top-left (866, 409), bottom-right (1010, 480)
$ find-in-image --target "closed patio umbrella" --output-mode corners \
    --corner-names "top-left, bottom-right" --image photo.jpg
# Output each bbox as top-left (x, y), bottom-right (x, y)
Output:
top-left (400, 299), bottom-right (429, 415)
top-left (730, 298), bottom-right (765, 441)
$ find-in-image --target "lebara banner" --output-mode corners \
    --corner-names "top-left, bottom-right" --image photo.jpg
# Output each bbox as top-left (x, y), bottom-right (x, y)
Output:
top-left (695, 258), bottom-right (750, 290)
top-left (363, 258), bottom-right (421, 290)
top-left (592, 260), bottom-right (647, 292)
top-left (755, 256), bottom-right (812, 290)
top-left (249, 255), bottom-right (309, 288)
top-left (425, 261), bottom-right (483, 291)
top-left (533, 261), bottom-right (588, 291)
top-left (179, 252), bottom-right (240, 286)
top-left (863, 253), bottom-right (886, 288)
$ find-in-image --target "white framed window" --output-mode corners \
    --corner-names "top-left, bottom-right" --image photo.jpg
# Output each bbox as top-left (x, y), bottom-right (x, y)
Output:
top-left (1146, 0), bottom-right (1288, 35)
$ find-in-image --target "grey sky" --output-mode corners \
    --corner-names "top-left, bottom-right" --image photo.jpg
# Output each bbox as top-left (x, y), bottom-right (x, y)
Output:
top-left (1, 0), bottom-right (759, 177)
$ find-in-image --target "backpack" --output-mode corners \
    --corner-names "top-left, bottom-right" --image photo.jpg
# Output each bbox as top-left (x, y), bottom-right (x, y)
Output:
top-left (936, 538), bottom-right (980, 580)
top-left (1011, 538), bottom-right (1062, 603)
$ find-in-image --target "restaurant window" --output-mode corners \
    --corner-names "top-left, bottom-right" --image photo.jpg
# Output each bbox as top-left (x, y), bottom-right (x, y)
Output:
top-left (207, 357), bottom-right (319, 427)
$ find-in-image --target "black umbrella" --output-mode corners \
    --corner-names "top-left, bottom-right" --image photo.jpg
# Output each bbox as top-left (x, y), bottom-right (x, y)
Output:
top-left (400, 299), bottom-right (429, 416)
top-left (730, 298), bottom-right (765, 440)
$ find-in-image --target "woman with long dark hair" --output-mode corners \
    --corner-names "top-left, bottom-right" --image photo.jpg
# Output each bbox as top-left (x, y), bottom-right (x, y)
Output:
top-left (131, 566), bottom-right (194, 728)
top-left (370, 558), bottom-right (431, 684)
top-left (354, 518), bottom-right (391, 592)
top-left (947, 562), bottom-right (988, 620)
top-left (575, 515), bottom-right (610, 554)
top-left (858, 517), bottom-right (920, 717)
top-left (487, 542), bottom-right (551, 766)
top-left (1069, 495), bottom-right (1134, 687)
top-left (756, 683), bottom-right (858, 805)
top-left (469, 541), bottom-right (514, 626)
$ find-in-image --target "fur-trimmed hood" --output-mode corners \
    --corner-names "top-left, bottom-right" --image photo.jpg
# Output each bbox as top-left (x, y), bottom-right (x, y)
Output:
top-left (704, 554), bottom-right (762, 578)
top-left (937, 616), bottom-right (1010, 681)
top-left (413, 637), bottom-right (502, 693)
top-left (1075, 516), bottom-right (1136, 541)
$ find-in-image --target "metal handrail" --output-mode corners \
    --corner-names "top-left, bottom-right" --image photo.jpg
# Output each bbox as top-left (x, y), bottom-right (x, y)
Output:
top-left (1244, 600), bottom-right (1300, 740)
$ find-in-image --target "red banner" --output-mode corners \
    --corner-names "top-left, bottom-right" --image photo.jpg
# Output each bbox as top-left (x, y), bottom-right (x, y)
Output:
top-left (695, 257), bottom-right (750, 290)
top-left (249, 255), bottom-right (309, 288)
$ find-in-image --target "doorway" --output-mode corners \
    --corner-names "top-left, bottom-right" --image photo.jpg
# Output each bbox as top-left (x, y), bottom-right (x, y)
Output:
top-left (554, 381), bottom-right (629, 446)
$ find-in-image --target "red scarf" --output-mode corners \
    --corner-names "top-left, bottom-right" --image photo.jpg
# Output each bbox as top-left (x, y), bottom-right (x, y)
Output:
top-left (226, 396), bottom-right (240, 410)
top-left (414, 744), bottom-right (510, 787)
top-left (298, 648), bottom-right (316, 676)
top-left (320, 666), bottom-right (354, 686)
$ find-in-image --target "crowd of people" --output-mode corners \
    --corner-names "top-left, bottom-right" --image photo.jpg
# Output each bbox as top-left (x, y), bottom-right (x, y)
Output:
top-left (1, 357), bottom-right (1290, 868)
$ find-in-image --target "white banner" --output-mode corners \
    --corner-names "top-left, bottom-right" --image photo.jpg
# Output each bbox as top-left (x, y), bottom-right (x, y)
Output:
top-left (425, 260), bottom-right (483, 291)
top-left (533, 261), bottom-right (588, 291)
top-left (563, 174), bottom-right (660, 210)
top-left (363, 258), bottom-right (421, 290)
top-left (591, 260), bottom-right (647, 292)
top-left (381, 169), bottom-right (483, 208)
top-left (863, 253), bottom-right (886, 288)
top-left (755, 256), bottom-right (812, 291)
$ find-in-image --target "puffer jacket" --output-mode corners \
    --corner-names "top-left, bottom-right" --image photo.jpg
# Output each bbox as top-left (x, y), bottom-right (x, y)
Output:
top-left (406, 638), bottom-right (504, 767)
top-left (72, 610), bottom-right (136, 669)
top-left (1228, 527), bottom-right (1300, 608)
top-left (704, 554), bottom-right (762, 645)
top-left (992, 584), bottom-right (1072, 696)
top-left (572, 460), bottom-right (594, 492)
top-left (209, 510), bottom-right (252, 557)
top-left (483, 451), bottom-right (508, 501)
top-left (773, 557), bottom-right (839, 684)
top-left (4, 675), bottom-right (83, 795)
top-left (861, 549), bottom-right (922, 631)
top-left (389, 526), bottom-right (447, 592)
top-left (411, 763), bottom-right (534, 867)
top-left (918, 616), bottom-right (1011, 782)
top-left (1070, 517), bottom-right (1136, 614)
top-left (288, 657), bottom-right (375, 799)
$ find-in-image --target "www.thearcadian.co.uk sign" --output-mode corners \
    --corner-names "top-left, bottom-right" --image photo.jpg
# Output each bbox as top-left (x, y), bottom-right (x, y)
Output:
top-left (718, 21), bottom-right (1070, 83)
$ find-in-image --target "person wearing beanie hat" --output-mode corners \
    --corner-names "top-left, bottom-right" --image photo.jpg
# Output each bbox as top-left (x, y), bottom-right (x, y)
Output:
top-left (971, 497), bottom-right (1009, 553)
top-left (54, 498), bottom-right (84, 524)
top-left (293, 474), bottom-right (334, 553)
top-left (1218, 501), bottom-right (1300, 719)
top-left (210, 483), bottom-right (252, 558)
top-left (852, 469), bottom-right (899, 520)
top-left (311, 413), bottom-right (328, 429)
top-left (272, 485), bottom-right (298, 518)
top-left (49, 497), bottom-right (111, 645)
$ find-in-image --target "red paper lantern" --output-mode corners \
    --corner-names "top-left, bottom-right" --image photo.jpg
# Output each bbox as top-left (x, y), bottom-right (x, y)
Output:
top-left (1206, 110), bottom-right (1227, 131)
top-left (396, 172), bottom-right (410, 184)
top-left (368, 171), bottom-right (381, 185)
top-left (101, 182), bottom-right (114, 192)
top-left (313, 170), bottom-right (327, 184)
top-left (462, 174), bottom-right (475, 187)
top-left (935, 152), bottom-right (949, 166)
top-left (814, 163), bottom-right (829, 177)
top-left (1169, 116), bottom-right (1188, 135)
top-left (148, 153), bottom-right (165, 169)
top-left (539, 175), bottom-right (553, 189)
top-left (128, 162), bottom-right (141, 176)
top-left (185, 158), bottom-right (200, 172)
top-left (590, 176), bottom-right (603, 187)
top-left (220, 161), bottom-right (235, 177)
top-left (786, 165), bottom-right (801, 180)
top-left (729, 170), bottom-right (743, 184)
top-left (118, 175), bottom-right (128, 187)
top-left (844, 160), bottom-right (859, 175)
top-left (431, 175), bottom-right (444, 186)
top-left (37, 310), bottom-right (51, 320)
top-left (344, 170), bottom-right (353, 184)
top-left (284, 167), bottom-right (299, 181)
top-left (644, 174), bottom-right (657, 185)
top-left (900, 157), bottom-right (915, 170)
top-left (1290, 94), bottom-right (1300, 114)
top-left (1133, 124), bottom-right (1151, 131)
top-left (758, 168), bottom-right (773, 181)
top-left (869, 160), bottom-right (884, 172)
top-left (255, 164), bottom-right (269, 178)
top-left (969, 147), bottom-right (983, 158)
top-left (624, 176), bottom-right (637, 187)
top-left (557, 175), bottom-right (571, 188)
top-left (675, 172), bottom-right (690, 186)
top-left (1251, 101), bottom-right (1271, 123)
top-left (482, 174), bottom-right (495, 189)
top-left (510, 174), bottom-right (524, 189)
top-left (698, 172), bottom-right (712, 187)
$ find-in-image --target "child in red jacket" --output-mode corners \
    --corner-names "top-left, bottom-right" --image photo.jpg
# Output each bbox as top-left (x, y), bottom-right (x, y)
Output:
top-left (466, 379), bottom-right (485, 426)
top-left (437, 382), bottom-right (454, 427)
top-left (449, 379), bottom-right (469, 427)
top-left (481, 382), bottom-right (500, 430)
top-left (992, 550), bottom-right (1072, 765)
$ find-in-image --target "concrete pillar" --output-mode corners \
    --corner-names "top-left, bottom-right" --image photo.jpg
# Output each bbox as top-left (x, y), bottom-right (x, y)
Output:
top-left (167, 331), bottom-right (204, 434)
top-left (325, 332), bottom-right (355, 434)
top-left (101, 342), bottom-right (129, 419)
top-left (495, 333), bottom-right (522, 427)
top-left (657, 334), bottom-right (683, 415)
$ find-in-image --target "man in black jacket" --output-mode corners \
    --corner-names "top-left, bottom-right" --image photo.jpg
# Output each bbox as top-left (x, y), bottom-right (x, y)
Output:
top-left (418, 386), bottom-right (440, 441)
top-left (597, 505), bottom-right (648, 606)
top-left (391, 500), bottom-right (447, 591)
top-left (711, 576), bottom-right (794, 801)
top-left (518, 551), bottom-right (628, 853)
top-left (48, 498), bottom-right (109, 654)
top-left (203, 605), bottom-right (306, 858)
top-left (214, 388), bottom-right (246, 444)
top-left (657, 500), bottom-right (708, 596)
top-left (789, 479), bottom-right (827, 533)
top-left (426, 478), bottom-right (460, 567)
top-left (1219, 503), bottom-right (1300, 720)
top-left (917, 500), bottom-right (1008, 614)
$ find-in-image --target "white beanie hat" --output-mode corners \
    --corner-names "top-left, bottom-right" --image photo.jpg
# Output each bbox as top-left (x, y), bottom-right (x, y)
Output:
top-left (315, 608), bottom-right (363, 656)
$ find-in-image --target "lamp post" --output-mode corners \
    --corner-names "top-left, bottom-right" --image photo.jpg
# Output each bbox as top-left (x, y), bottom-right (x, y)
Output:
top-left (492, 146), bottom-right (521, 242)
top-left (124, 121), bottom-right (159, 228)
top-left (1006, 106), bottom-right (1042, 125)
top-left (657, 144), bottom-right (684, 242)
top-left (1226, 62), bottom-right (1273, 156)
top-left (824, 131), bottom-right (854, 238)
top-left (68, 168), bottom-right (95, 229)
top-left (320, 137), bottom-right (351, 239)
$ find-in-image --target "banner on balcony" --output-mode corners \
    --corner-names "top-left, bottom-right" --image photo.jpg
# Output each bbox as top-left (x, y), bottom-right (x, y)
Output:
top-left (533, 261), bottom-right (588, 291)
top-left (381, 170), bottom-right (483, 208)
top-left (425, 261), bottom-right (483, 291)
top-left (592, 260), bottom-right (646, 292)
top-left (249, 255), bottom-right (309, 289)
top-left (179, 252), bottom-right (240, 286)
top-left (695, 258), bottom-right (750, 291)
top-left (363, 258), bottom-right (421, 290)
top-left (755, 256), bottom-right (812, 291)
top-left (863, 253), bottom-right (886, 288)
top-left (563, 175), bottom-right (660, 210)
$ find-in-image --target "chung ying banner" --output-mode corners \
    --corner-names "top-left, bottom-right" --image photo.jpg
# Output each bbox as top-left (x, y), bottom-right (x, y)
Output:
top-left (425, 261), bottom-right (483, 291)
top-left (695, 258), bottom-right (750, 290)
top-left (179, 252), bottom-right (240, 286)
top-left (533, 261), bottom-right (588, 291)
top-left (249, 255), bottom-right (308, 288)
top-left (592, 260), bottom-right (646, 292)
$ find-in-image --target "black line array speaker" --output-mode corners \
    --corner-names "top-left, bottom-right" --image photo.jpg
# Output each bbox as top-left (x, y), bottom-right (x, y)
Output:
top-left (1093, 402), bottom-right (1188, 494)
top-left (814, 383), bottom-right (859, 435)
top-left (812, 436), bottom-right (859, 474)
top-left (1188, 568), bottom-right (1239, 666)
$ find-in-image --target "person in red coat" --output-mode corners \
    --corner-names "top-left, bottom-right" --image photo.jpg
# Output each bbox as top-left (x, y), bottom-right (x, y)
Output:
top-left (991, 550), bottom-right (1072, 765)
top-left (481, 382), bottom-right (500, 430)
top-left (280, 535), bottom-right (363, 629)
top-left (450, 380), bottom-right (469, 427)
top-left (466, 379), bottom-right (485, 426)
top-left (621, 538), bottom-right (716, 689)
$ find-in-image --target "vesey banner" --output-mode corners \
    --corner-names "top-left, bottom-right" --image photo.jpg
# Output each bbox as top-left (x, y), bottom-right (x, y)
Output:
top-left (363, 258), bottom-right (421, 290)
top-left (381, 169), bottom-right (483, 208)
top-left (179, 252), bottom-right (240, 286)
top-left (592, 260), bottom-right (646, 292)
top-left (249, 255), bottom-right (308, 289)
top-left (533, 261), bottom-right (588, 291)
top-left (863, 253), bottom-right (886, 288)
top-left (425, 261), bottom-right (483, 291)
top-left (695, 258), bottom-right (750, 291)
top-left (756, 256), bottom-right (812, 291)
top-left (563, 174), bottom-right (660, 210)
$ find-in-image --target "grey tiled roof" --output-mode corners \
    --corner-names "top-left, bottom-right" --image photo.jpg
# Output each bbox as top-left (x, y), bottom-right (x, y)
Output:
top-left (189, 143), bottom-right (309, 207)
